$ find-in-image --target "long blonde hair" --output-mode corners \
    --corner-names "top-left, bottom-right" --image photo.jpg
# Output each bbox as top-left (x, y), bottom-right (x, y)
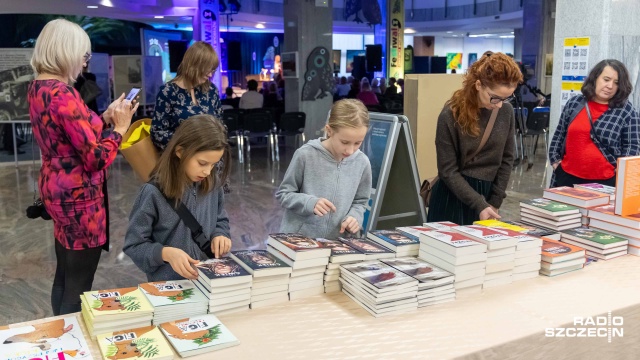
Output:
top-left (173, 41), bottom-right (219, 92)
top-left (326, 99), bottom-right (370, 137)
top-left (150, 115), bottom-right (230, 205)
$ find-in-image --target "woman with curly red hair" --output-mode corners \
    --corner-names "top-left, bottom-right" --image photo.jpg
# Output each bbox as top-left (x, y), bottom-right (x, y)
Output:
top-left (427, 52), bottom-right (522, 225)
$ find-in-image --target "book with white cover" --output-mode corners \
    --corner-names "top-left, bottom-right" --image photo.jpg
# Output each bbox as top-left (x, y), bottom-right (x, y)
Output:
top-left (381, 257), bottom-right (454, 289)
top-left (159, 314), bottom-right (239, 356)
top-left (453, 225), bottom-right (518, 250)
top-left (419, 230), bottom-right (487, 256)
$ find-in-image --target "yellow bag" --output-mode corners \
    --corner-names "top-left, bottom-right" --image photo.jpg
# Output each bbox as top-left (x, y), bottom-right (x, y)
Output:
top-left (119, 118), bottom-right (159, 182)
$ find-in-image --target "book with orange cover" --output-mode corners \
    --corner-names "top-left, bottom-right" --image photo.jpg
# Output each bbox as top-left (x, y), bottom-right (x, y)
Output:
top-left (615, 156), bottom-right (640, 216)
top-left (540, 237), bottom-right (586, 263)
top-left (543, 186), bottom-right (610, 208)
top-left (588, 204), bottom-right (640, 230)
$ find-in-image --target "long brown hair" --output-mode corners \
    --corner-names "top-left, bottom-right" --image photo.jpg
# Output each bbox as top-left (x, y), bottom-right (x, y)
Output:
top-left (447, 52), bottom-right (522, 136)
top-left (173, 41), bottom-right (219, 92)
top-left (150, 115), bottom-right (230, 205)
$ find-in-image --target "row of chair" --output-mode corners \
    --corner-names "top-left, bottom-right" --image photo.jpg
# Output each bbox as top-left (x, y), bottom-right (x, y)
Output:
top-left (221, 109), bottom-right (306, 163)
top-left (514, 106), bottom-right (550, 169)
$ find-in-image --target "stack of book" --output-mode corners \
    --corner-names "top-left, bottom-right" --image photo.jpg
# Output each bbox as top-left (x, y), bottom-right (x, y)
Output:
top-left (229, 250), bottom-right (292, 309)
top-left (544, 186), bottom-right (611, 225)
top-left (588, 204), bottom-right (640, 256)
top-left (316, 238), bottom-right (365, 293)
top-left (520, 198), bottom-right (582, 231)
top-left (422, 221), bottom-right (459, 231)
top-left (1, 316), bottom-right (92, 360)
top-left (560, 227), bottom-right (628, 260)
top-left (340, 260), bottom-right (419, 317)
top-left (159, 314), bottom-right (239, 357)
top-left (80, 287), bottom-right (154, 339)
top-left (367, 229), bottom-right (420, 257)
top-left (338, 237), bottom-right (395, 260)
top-left (418, 230), bottom-right (487, 294)
top-left (193, 258), bottom-right (252, 315)
top-left (475, 219), bottom-right (561, 240)
top-left (574, 183), bottom-right (615, 203)
top-left (480, 227), bottom-right (543, 281)
top-left (454, 225), bottom-right (518, 289)
top-left (266, 233), bottom-right (330, 300)
top-left (139, 279), bottom-right (208, 324)
top-left (382, 257), bottom-right (455, 307)
top-left (97, 325), bottom-right (174, 360)
top-left (539, 238), bottom-right (586, 276)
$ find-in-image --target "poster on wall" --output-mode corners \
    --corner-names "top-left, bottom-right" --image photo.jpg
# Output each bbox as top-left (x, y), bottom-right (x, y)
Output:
top-left (88, 53), bottom-right (110, 113)
top-left (141, 29), bottom-right (183, 83)
top-left (0, 49), bottom-right (34, 121)
top-left (198, 0), bottom-right (221, 91)
top-left (386, 0), bottom-right (404, 80)
top-left (346, 50), bottom-right (365, 73)
top-left (468, 53), bottom-right (478, 67)
top-left (446, 53), bottom-right (462, 70)
top-left (561, 81), bottom-right (582, 108)
top-left (112, 56), bottom-right (142, 105)
top-left (332, 50), bottom-right (341, 73)
top-left (562, 37), bottom-right (590, 80)
top-left (545, 53), bottom-right (553, 76)
top-left (404, 45), bottom-right (413, 73)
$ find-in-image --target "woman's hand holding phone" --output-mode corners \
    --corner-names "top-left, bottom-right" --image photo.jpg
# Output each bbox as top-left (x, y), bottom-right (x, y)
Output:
top-left (107, 92), bottom-right (139, 135)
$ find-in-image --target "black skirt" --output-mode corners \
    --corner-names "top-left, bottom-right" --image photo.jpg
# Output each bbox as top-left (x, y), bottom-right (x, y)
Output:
top-left (426, 175), bottom-right (493, 225)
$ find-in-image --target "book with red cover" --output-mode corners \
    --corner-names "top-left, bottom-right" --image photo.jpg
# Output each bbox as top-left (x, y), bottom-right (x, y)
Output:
top-left (543, 186), bottom-right (610, 208)
top-left (540, 238), bottom-right (586, 264)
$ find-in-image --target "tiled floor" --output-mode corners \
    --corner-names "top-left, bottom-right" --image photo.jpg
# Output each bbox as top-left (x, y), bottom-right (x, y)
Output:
top-left (0, 139), bottom-right (550, 325)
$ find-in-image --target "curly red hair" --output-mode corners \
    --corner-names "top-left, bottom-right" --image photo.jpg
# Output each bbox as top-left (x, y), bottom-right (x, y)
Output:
top-left (447, 52), bottom-right (523, 136)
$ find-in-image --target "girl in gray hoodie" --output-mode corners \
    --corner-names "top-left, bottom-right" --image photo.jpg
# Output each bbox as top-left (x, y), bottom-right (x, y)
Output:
top-left (276, 99), bottom-right (372, 239)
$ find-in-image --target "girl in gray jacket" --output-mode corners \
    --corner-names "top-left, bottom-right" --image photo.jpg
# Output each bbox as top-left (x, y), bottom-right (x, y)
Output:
top-left (276, 99), bottom-right (372, 239)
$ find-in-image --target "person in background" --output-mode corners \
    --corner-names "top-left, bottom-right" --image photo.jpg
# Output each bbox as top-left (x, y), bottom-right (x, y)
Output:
top-left (549, 59), bottom-right (639, 187)
top-left (427, 52), bottom-right (522, 225)
top-left (28, 19), bottom-right (138, 315)
top-left (379, 77), bottom-right (387, 95)
top-left (451, 69), bottom-right (457, 74)
top-left (223, 87), bottom-right (235, 99)
top-left (264, 82), bottom-right (281, 107)
top-left (239, 79), bottom-right (263, 109)
top-left (384, 77), bottom-right (398, 98)
top-left (347, 78), bottom-right (361, 99)
top-left (151, 41), bottom-right (222, 151)
top-left (357, 78), bottom-right (379, 106)
top-left (73, 64), bottom-right (99, 113)
top-left (335, 76), bottom-right (351, 98)
top-left (371, 78), bottom-right (382, 94)
top-left (397, 78), bottom-right (405, 94)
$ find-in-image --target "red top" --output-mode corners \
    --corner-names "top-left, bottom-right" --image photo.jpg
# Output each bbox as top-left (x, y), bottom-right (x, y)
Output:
top-left (561, 101), bottom-right (614, 180)
top-left (356, 90), bottom-right (379, 106)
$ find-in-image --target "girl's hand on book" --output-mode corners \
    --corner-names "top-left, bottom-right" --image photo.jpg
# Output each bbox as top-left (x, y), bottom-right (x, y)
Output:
top-left (211, 235), bottom-right (232, 258)
top-left (162, 247), bottom-right (199, 279)
top-left (314, 198), bottom-right (336, 216)
top-left (479, 207), bottom-right (501, 221)
top-left (340, 216), bottom-right (360, 234)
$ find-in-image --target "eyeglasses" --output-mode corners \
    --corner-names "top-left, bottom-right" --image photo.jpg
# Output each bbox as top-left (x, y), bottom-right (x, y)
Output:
top-left (486, 87), bottom-right (514, 104)
top-left (84, 52), bottom-right (92, 62)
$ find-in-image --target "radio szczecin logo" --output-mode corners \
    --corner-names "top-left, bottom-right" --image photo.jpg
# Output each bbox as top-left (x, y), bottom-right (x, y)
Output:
top-left (545, 311), bottom-right (623, 343)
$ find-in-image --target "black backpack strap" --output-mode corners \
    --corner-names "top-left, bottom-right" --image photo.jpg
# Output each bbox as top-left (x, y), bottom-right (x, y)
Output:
top-left (148, 182), bottom-right (214, 258)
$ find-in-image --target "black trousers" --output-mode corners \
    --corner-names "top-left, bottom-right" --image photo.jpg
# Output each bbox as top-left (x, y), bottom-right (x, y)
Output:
top-left (52, 240), bottom-right (102, 315)
top-left (554, 163), bottom-right (616, 188)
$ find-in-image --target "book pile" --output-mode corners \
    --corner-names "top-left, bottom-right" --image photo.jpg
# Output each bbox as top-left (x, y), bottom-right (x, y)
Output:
top-left (418, 229), bottom-right (487, 295)
top-left (316, 238), bottom-right (365, 293)
top-left (338, 237), bottom-right (395, 260)
top-left (229, 250), bottom-right (292, 309)
top-left (454, 225), bottom-right (518, 289)
top-left (422, 221), bottom-right (459, 231)
top-left (588, 204), bottom-right (640, 256)
top-left (560, 227), bottom-right (628, 260)
top-left (382, 257), bottom-right (455, 307)
top-left (193, 257), bottom-right (252, 315)
top-left (159, 314), bottom-right (239, 357)
top-left (97, 325), bottom-right (174, 360)
top-left (340, 260), bottom-right (419, 317)
top-left (266, 233), bottom-right (330, 300)
top-left (539, 238), bottom-right (586, 276)
top-left (520, 198), bottom-right (582, 231)
top-left (574, 183), bottom-right (615, 202)
top-left (475, 219), bottom-right (561, 240)
top-left (1, 316), bottom-right (92, 360)
top-left (481, 227), bottom-right (542, 281)
top-left (139, 279), bottom-right (208, 325)
top-left (367, 229), bottom-right (420, 257)
top-left (545, 186), bottom-right (612, 225)
top-left (81, 287), bottom-right (154, 339)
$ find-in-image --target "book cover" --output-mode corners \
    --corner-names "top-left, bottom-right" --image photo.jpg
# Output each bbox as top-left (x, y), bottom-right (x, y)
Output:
top-left (562, 227), bottom-right (628, 246)
top-left (139, 280), bottom-right (208, 307)
top-left (84, 288), bottom-right (153, 317)
top-left (369, 230), bottom-right (419, 246)
top-left (159, 315), bottom-right (239, 354)
top-left (574, 183), bottom-right (616, 196)
top-left (454, 225), bottom-right (511, 242)
top-left (545, 186), bottom-right (609, 200)
top-left (315, 238), bottom-right (362, 256)
top-left (420, 230), bottom-right (482, 248)
top-left (421, 221), bottom-right (459, 230)
top-left (268, 233), bottom-right (323, 250)
top-left (520, 198), bottom-right (579, 213)
top-left (195, 257), bottom-right (251, 280)
top-left (473, 220), bottom-right (529, 232)
top-left (395, 226), bottom-right (433, 238)
top-left (381, 257), bottom-right (453, 283)
top-left (338, 237), bottom-right (393, 254)
top-left (230, 250), bottom-right (290, 270)
top-left (501, 221), bottom-right (558, 237)
top-left (541, 238), bottom-right (585, 259)
top-left (97, 325), bottom-right (173, 360)
top-left (0, 316), bottom-right (92, 360)
top-left (341, 261), bottom-right (416, 289)
top-left (485, 227), bottom-right (540, 242)
top-left (615, 156), bottom-right (640, 216)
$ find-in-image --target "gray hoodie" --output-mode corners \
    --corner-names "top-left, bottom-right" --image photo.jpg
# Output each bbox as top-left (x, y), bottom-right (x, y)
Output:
top-left (276, 138), bottom-right (372, 239)
top-left (124, 182), bottom-right (230, 281)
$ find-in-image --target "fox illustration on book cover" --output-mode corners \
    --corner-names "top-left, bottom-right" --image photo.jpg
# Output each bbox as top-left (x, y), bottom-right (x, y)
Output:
top-left (161, 320), bottom-right (221, 346)
top-left (104, 326), bottom-right (159, 360)
top-left (140, 282), bottom-right (194, 302)
top-left (1, 318), bottom-right (88, 357)
top-left (91, 287), bottom-right (140, 312)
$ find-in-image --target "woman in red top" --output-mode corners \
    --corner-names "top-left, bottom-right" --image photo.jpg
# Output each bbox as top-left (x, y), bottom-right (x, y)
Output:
top-left (28, 19), bottom-right (138, 315)
top-left (357, 78), bottom-right (379, 106)
top-left (549, 59), bottom-right (639, 187)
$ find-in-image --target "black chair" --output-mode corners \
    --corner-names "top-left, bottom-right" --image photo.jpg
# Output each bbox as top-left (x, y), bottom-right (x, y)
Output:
top-left (365, 104), bottom-right (385, 113)
top-left (277, 112), bottom-right (306, 149)
top-left (243, 111), bottom-right (278, 161)
top-left (221, 112), bottom-right (245, 163)
top-left (223, 108), bottom-right (246, 129)
top-left (523, 107), bottom-right (550, 169)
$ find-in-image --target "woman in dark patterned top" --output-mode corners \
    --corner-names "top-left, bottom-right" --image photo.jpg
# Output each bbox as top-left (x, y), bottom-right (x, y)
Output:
top-left (151, 41), bottom-right (223, 150)
top-left (549, 59), bottom-right (639, 187)
top-left (28, 19), bottom-right (138, 315)
top-left (427, 52), bottom-right (522, 225)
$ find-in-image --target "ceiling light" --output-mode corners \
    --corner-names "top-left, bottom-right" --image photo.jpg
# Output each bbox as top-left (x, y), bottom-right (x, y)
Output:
top-left (404, 28), bottom-right (416, 34)
top-left (452, 35), bottom-right (457, 37)
top-left (154, 16), bottom-right (165, 19)
top-left (256, 23), bottom-right (265, 29)
top-left (100, 0), bottom-right (113, 7)
top-left (87, 5), bottom-right (98, 9)
top-left (446, 31), bottom-right (452, 34)
top-left (500, 35), bottom-right (515, 38)
top-left (511, 31), bottom-right (515, 34)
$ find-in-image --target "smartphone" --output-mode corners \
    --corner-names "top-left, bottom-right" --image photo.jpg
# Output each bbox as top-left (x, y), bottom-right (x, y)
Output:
top-left (125, 87), bottom-right (141, 101)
